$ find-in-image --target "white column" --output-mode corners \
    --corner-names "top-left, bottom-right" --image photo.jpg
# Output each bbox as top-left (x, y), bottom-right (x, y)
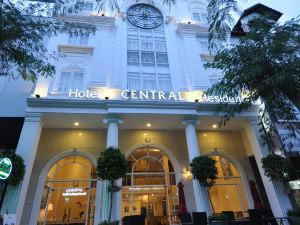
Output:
top-left (93, 180), bottom-right (102, 225)
top-left (244, 119), bottom-right (292, 217)
top-left (1, 113), bottom-right (43, 225)
top-left (102, 117), bottom-right (123, 222)
top-left (183, 119), bottom-right (212, 214)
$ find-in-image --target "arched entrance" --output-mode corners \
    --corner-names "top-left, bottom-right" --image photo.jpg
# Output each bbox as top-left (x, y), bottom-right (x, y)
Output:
top-left (122, 146), bottom-right (179, 225)
top-left (37, 155), bottom-right (97, 225)
top-left (208, 155), bottom-right (248, 217)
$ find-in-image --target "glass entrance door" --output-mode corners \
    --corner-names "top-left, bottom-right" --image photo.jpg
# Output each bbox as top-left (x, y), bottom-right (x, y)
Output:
top-left (39, 180), bottom-right (96, 225)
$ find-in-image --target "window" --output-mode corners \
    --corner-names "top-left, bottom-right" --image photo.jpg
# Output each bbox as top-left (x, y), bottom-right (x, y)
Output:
top-left (68, 32), bottom-right (89, 46)
top-left (127, 22), bottom-right (172, 91)
top-left (83, 2), bottom-right (93, 11)
top-left (57, 71), bottom-right (84, 92)
top-left (193, 12), bottom-right (208, 24)
top-left (199, 41), bottom-right (209, 52)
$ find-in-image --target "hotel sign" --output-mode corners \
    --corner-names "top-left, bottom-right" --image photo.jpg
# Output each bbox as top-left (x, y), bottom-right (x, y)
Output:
top-left (69, 89), bottom-right (242, 103)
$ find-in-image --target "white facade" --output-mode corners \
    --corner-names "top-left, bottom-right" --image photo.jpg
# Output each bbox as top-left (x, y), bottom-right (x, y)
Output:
top-left (0, 1), bottom-right (294, 225)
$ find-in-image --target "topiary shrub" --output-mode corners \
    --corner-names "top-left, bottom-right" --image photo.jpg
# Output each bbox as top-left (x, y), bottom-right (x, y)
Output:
top-left (8, 155), bottom-right (25, 186)
top-left (97, 147), bottom-right (128, 224)
top-left (261, 153), bottom-right (294, 184)
top-left (190, 155), bottom-right (218, 187)
top-left (0, 151), bottom-right (25, 186)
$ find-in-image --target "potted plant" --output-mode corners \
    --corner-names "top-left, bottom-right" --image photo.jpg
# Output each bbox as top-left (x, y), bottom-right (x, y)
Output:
top-left (261, 153), bottom-right (294, 184)
top-left (190, 155), bottom-right (218, 187)
top-left (287, 209), bottom-right (300, 225)
top-left (97, 147), bottom-right (128, 225)
top-left (208, 214), bottom-right (228, 225)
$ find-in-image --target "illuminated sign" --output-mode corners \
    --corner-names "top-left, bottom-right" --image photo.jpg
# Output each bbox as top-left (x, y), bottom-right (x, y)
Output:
top-left (62, 188), bottom-right (87, 196)
top-left (68, 89), bottom-right (242, 103)
top-left (0, 158), bottom-right (12, 180)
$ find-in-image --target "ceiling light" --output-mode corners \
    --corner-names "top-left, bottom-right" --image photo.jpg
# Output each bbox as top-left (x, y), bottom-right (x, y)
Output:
top-left (146, 123), bottom-right (151, 127)
top-left (203, 133), bottom-right (207, 137)
top-left (143, 133), bottom-right (147, 136)
top-left (78, 133), bottom-right (82, 136)
top-left (74, 122), bottom-right (79, 126)
top-left (212, 124), bottom-right (217, 129)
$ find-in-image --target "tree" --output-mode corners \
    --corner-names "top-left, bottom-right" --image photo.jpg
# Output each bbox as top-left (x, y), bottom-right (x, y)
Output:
top-left (204, 16), bottom-right (300, 152)
top-left (97, 147), bottom-right (128, 225)
top-left (0, 0), bottom-right (96, 82)
top-left (190, 155), bottom-right (218, 187)
top-left (207, 0), bottom-right (240, 50)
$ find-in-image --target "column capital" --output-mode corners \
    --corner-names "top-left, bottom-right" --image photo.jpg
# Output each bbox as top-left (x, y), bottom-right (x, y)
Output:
top-left (24, 112), bottom-right (43, 123)
top-left (182, 119), bottom-right (200, 126)
top-left (102, 116), bottom-right (123, 125)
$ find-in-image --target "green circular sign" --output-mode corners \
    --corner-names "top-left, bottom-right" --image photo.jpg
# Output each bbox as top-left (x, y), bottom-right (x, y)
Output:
top-left (0, 158), bottom-right (12, 180)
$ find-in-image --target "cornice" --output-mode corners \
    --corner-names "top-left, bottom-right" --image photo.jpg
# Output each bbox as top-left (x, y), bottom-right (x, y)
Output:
top-left (27, 97), bottom-right (259, 116)
top-left (55, 15), bottom-right (115, 29)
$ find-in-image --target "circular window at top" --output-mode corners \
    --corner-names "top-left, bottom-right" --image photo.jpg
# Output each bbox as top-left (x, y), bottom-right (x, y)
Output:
top-left (127, 4), bottom-right (163, 29)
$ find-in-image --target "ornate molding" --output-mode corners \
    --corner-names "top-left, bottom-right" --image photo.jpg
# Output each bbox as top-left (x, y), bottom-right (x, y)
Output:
top-left (176, 22), bottom-right (209, 37)
top-left (58, 45), bottom-right (94, 55)
top-left (55, 15), bottom-right (115, 29)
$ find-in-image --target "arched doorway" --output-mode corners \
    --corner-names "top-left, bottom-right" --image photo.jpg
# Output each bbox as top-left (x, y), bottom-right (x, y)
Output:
top-left (122, 146), bottom-right (179, 225)
top-left (37, 155), bottom-right (97, 225)
top-left (208, 155), bottom-right (248, 217)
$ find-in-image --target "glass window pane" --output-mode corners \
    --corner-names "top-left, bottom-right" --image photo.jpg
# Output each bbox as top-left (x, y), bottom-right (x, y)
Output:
top-left (193, 13), bottom-right (201, 21)
top-left (128, 51), bottom-right (140, 64)
top-left (158, 77), bottom-right (172, 91)
top-left (141, 52), bottom-right (155, 64)
top-left (128, 73), bottom-right (141, 90)
top-left (128, 39), bottom-right (139, 50)
top-left (58, 72), bottom-right (72, 92)
top-left (72, 72), bottom-right (84, 90)
top-left (141, 37), bottom-right (153, 51)
top-left (156, 53), bottom-right (168, 64)
top-left (143, 77), bottom-right (156, 90)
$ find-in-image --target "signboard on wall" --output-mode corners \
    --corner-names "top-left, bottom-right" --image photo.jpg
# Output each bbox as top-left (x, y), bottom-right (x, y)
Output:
top-left (0, 158), bottom-right (12, 180)
top-left (68, 89), bottom-right (243, 103)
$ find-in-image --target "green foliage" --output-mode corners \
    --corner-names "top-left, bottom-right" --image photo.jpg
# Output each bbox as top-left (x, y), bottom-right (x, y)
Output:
top-left (287, 209), bottom-right (300, 217)
top-left (97, 147), bottom-right (127, 222)
top-left (207, 0), bottom-right (240, 51)
top-left (190, 155), bottom-right (218, 187)
top-left (99, 220), bottom-right (119, 225)
top-left (8, 155), bottom-right (26, 186)
top-left (0, 151), bottom-right (25, 186)
top-left (205, 16), bottom-right (300, 152)
top-left (261, 154), bottom-right (294, 184)
top-left (1, 1), bottom-right (96, 82)
top-left (97, 147), bottom-right (128, 182)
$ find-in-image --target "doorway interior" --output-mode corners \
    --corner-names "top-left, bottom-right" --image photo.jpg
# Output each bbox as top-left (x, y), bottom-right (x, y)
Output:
top-left (122, 147), bottom-right (179, 225)
top-left (37, 155), bottom-right (97, 225)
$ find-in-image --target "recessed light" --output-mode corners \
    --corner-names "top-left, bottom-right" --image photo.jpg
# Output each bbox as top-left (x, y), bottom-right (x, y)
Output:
top-left (212, 124), bottom-right (217, 129)
top-left (74, 122), bottom-right (79, 126)
top-left (78, 133), bottom-right (82, 136)
top-left (146, 123), bottom-right (151, 127)
top-left (203, 133), bottom-right (207, 137)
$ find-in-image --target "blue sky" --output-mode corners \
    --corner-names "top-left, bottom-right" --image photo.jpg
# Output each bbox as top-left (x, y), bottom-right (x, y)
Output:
top-left (240, 0), bottom-right (300, 22)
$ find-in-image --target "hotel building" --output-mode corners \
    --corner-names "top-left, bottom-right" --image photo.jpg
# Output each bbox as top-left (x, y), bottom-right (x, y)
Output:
top-left (0, 1), bottom-right (298, 225)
